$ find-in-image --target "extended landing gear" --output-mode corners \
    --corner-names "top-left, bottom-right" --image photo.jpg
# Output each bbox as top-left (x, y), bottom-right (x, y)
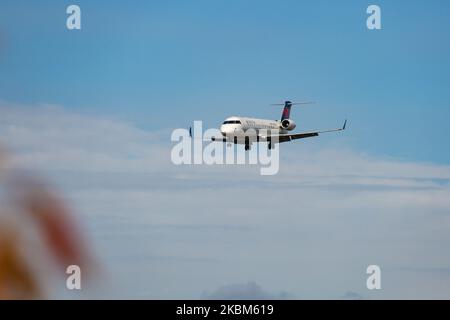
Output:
top-left (244, 136), bottom-right (251, 151)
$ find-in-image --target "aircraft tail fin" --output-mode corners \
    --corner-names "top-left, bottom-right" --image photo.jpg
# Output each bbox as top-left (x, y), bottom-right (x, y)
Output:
top-left (281, 101), bottom-right (293, 120)
top-left (271, 100), bottom-right (316, 121)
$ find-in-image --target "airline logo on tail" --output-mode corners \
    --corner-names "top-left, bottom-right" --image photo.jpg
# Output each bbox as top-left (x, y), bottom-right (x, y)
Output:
top-left (281, 101), bottom-right (293, 120)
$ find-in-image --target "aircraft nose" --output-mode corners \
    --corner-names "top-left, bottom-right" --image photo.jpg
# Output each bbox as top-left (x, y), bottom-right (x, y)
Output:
top-left (220, 125), bottom-right (232, 136)
top-left (220, 125), bottom-right (226, 136)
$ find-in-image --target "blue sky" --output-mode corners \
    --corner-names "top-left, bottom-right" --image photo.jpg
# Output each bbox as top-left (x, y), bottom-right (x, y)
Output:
top-left (1, 1), bottom-right (450, 299)
top-left (1, 0), bottom-right (450, 163)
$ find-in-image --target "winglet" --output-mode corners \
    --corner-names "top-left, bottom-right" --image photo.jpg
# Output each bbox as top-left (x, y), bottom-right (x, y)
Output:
top-left (342, 119), bottom-right (347, 130)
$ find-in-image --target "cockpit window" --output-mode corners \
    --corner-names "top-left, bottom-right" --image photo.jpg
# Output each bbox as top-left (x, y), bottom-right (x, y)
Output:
top-left (223, 120), bottom-right (241, 124)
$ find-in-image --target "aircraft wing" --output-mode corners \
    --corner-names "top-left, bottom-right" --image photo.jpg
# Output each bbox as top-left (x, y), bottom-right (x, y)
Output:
top-left (192, 120), bottom-right (347, 143)
top-left (260, 120), bottom-right (347, 144)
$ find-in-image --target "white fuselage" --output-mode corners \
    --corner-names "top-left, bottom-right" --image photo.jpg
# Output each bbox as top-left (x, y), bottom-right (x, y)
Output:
top-left (220, 116), bottom-right (287, 138)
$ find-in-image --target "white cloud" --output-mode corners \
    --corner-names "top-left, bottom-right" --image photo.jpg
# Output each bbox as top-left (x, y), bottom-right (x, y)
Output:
top-left (1, 101), bottom-right (450, 299)
top-left (0, 101), bottom-right (168, 172)
top-left (202, 281), bottom-right (293, 300)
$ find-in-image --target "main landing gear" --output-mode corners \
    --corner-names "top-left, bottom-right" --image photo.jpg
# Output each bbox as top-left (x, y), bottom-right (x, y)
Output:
top-left (244, 137), bottom-right (251, 151)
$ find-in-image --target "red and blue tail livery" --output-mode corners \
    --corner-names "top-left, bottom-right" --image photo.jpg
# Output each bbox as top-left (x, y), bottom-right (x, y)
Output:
top-left (281, 101), bottom-right (293, 121)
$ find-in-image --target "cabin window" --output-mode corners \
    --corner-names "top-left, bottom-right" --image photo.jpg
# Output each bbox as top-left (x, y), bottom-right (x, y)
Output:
top-left (223, 120), bottom-right (241, 124)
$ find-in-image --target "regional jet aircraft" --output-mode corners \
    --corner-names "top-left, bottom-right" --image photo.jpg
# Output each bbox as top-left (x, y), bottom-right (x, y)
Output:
top-left (190, 101), bottom-right (346, 150)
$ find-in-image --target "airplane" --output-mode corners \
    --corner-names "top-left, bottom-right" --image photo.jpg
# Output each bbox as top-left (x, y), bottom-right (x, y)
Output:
top-left (190, 101), bottom-right (346, 151)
